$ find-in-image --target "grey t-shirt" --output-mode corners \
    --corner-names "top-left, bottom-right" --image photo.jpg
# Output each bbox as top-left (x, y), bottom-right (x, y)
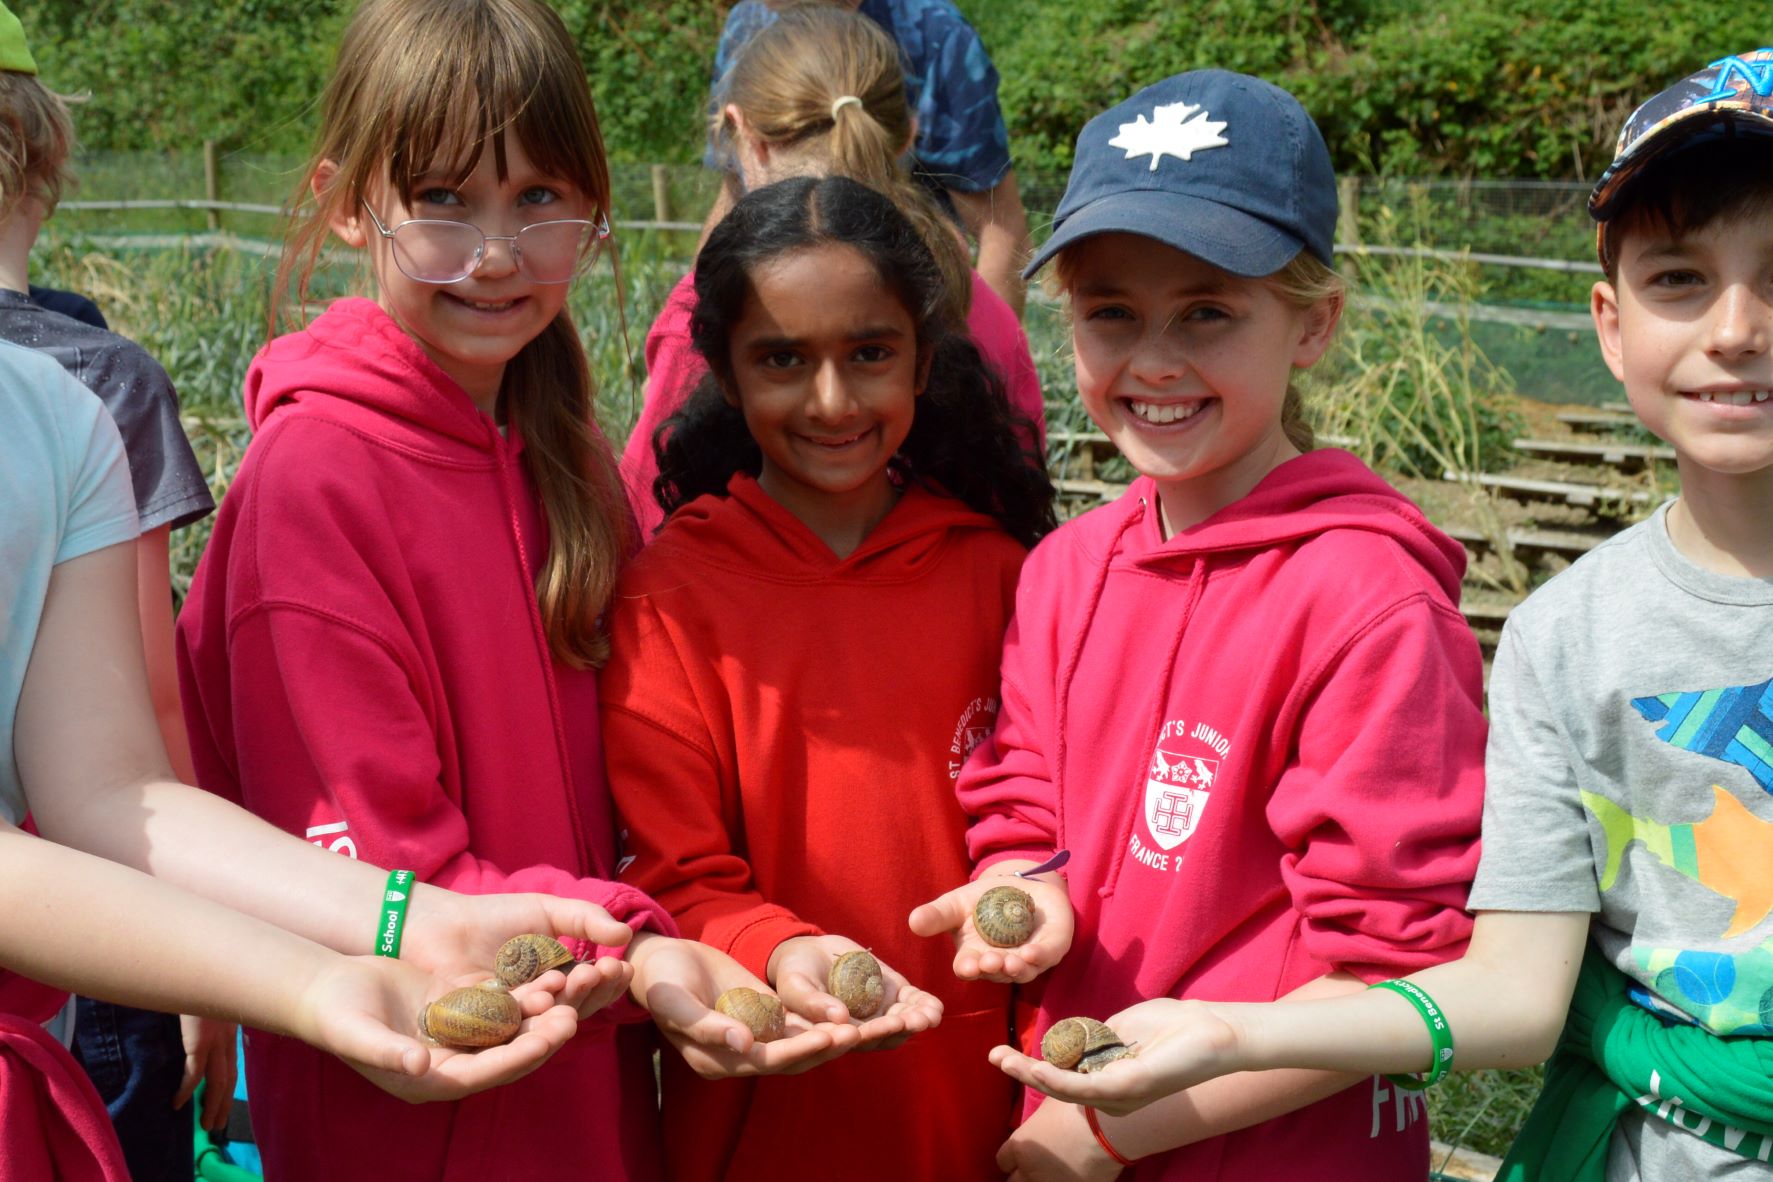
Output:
top-left (1470, 503), bottom-right (1773, 1180)
top-left (0, 289), bottom-right (213, 532)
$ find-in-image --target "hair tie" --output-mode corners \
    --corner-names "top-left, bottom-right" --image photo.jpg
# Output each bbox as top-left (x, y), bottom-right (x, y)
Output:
top-left (830, 95), bottom-right (863, 120)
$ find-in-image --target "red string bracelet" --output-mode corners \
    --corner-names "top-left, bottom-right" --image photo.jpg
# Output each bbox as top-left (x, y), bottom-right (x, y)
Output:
top-left (1085, 1106), bottom-right (1137, 1167)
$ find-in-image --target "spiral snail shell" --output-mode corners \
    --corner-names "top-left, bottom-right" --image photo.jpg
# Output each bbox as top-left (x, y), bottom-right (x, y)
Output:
top-left (973, 884), bottom-right (1037, 948)
top-left (418, 982), bottom-right (522, 1049)
top-left (1040, 1016), bottom-right (1134, 1074)
top-left (827, 950), bottom-right (884, 1020)
top-left (715, 987), bottom-right (787, 1043)
top-left (494, 933), bottom-right (577, 988)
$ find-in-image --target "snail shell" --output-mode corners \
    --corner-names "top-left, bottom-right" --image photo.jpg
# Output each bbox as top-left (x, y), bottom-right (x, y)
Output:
top-left (973, 884), bottom-right (1037, 948)
top-left (419, 982), bottom-right (521, 1049)
top-left (494, 933), bottom-right (576, 988)
top-left (827, 950), bottom-right (884, 1020)
top-left (715, 987), bottom-right (786, 1043)
top-left (1040, 1016), bottom-right (1133, 1073)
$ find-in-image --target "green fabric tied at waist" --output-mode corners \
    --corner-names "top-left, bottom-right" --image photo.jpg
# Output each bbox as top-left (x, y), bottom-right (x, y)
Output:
top-left (1498, 945), bottom-right (1773, 1181)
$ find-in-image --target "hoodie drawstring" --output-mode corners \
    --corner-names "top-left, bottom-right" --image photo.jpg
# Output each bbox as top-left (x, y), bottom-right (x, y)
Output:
top-left (1052, 500), bottom-right (1146, 860)
top-left (1098, 549), bottom-right (1209, 902)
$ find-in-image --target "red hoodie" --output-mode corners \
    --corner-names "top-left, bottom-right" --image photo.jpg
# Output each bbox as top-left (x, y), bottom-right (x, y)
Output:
top-left (960, 452), bottom-right (1486, 1180)
top-left (600, 475), bottom-right (1025, 1181)
top-left (176, 298), bottom-right (673, 1182)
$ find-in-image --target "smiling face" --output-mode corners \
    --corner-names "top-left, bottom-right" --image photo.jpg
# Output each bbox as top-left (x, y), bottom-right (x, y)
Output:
top-left (332, 134), bottom-right (591, 414)
top-left (726, 241), bottom-right (923, 550)
top-left (1594, 211), bottom-right (1773, 481)
top-left (1063, 233), bottom-right (1338, 532)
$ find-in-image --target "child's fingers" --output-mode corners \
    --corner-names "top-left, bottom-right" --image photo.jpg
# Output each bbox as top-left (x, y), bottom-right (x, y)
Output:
top-left (774, 969), bottom-right (850, 1024)
top-left (907, 891), bottom-right (970, 938)
top-left (540, 898), bottom-right (633, 950)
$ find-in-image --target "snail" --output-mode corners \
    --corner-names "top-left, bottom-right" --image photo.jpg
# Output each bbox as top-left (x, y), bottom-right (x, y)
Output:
top-left (1040, 1017), bottom-right (1135, 1074)
top-left (494, 933), bottom-right (577, 988)
top-left (715, 987), bottom-right (787, 1043)
top-left (827, 950), bottom-right (884, 1020)
top-left (973, 884), bottom-right (1037, 948)
top-left (418, 982), bottom-right (522, 1049)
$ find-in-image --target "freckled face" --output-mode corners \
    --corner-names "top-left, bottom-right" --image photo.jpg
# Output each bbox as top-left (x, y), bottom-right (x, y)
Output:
top-left (727, 242), bottom-right (922, 531)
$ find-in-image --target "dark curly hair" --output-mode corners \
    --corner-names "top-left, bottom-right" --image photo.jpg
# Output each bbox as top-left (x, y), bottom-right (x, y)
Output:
top-left (652, 174), bottom-right (1055, 549)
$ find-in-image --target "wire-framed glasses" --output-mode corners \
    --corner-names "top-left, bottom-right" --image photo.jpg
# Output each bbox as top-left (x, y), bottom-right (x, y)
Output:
top-left (360, 200), bottom-right (611, 285)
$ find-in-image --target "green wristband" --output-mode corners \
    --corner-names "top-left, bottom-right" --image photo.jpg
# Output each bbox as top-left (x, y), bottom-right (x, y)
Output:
top-left (1369, 979), bottom-right (1453, 1090)
top-left (374, 869), bottom-right (415, 958)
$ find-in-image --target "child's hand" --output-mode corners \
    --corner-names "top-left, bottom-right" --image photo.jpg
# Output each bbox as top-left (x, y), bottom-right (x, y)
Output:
top-left (908, 867), bottom-right (1073, 983)
top-left (175, 1014), bottom-right (238, 1132)
top-left (400, 888), bottom-right (635, 986)
top-left (767, 934), bottom-right (945, 1050)
top-left (990, 998), bottom-right (1240, 1117)
top-left (542, 955), bottom-right (635, 1021)
top-left (296, 956), bottom-right (582, 1103)
top-left (996, 1094), bottom-right (1124, 1182)
top-left (629, 933), bottom-right (863, 1077)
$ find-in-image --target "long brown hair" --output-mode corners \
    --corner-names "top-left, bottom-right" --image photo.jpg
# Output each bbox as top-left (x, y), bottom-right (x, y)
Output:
top-left (274, 0), bottom-right (630, 667)
top-left (718, 4), bottom-right (973, 330)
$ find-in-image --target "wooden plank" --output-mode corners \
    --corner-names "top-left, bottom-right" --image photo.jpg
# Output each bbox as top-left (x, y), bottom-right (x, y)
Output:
top-left (1430, 1140), bottom-right (1503, 1182)
top-left (1555, 409), bottom-right (1641, 434)
top-left (1053, 478), bottom-right (1125, 500)
top-left (1460, 595), bottom-right (1519, 628)
top-left (1442, 470), bottom-right (1651, 509)
top-left (1511, 438), bottom-right (1676, 468)
top-left (1444, 523), bottom-right (1609, 560)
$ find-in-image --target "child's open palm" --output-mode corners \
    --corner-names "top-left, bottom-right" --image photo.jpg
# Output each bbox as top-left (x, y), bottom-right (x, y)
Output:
top-left (908, 866), bottom-right (1073, 984)
top-left (767, 934), bottom-right (945, 1051)
top-left (990, 998), bottom-right (1239, 1116)
top-left (297, 955), bottom-right (583, 1103)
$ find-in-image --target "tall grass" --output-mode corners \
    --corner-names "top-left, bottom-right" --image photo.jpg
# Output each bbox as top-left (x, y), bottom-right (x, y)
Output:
top-left (1310, 203), bottom-right (1532, 594)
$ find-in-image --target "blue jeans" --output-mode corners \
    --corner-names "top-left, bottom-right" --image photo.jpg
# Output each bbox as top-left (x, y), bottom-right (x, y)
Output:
top-left (71, 998), bottom-right (194, 1182)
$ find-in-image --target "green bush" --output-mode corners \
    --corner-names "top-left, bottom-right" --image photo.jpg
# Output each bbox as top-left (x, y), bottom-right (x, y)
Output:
top-left (20, 1), bottom-right (1773, 179)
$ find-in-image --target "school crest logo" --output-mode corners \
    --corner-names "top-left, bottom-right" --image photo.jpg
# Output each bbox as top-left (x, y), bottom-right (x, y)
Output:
top-left (1144, 743), bottom-right (1216, 851)
top-left (949, 696), bottom-right (1001, 779)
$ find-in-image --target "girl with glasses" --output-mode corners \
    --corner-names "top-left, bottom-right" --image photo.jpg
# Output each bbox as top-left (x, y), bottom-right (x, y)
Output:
top-left (176, 2), bottom-right (864, 1178)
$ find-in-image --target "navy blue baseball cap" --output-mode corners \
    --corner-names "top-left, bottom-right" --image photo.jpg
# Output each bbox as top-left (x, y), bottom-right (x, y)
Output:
top-left (1025, 70), bottom-right (1338, 279)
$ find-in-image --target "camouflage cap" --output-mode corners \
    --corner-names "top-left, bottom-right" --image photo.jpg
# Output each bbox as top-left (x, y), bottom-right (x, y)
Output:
top-left (1589, 48), bottom-right (1773, 264)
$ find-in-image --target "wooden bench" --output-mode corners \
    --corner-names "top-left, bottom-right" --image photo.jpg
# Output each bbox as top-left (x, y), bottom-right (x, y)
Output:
top-left (1441, 470), bottom-right (1652, 512)
top-left (1511, 437), bottom-right (1676, 471)
top-left (1555, 409), bottom-right (1642, 435)
top-left (1444, 523), bottom-right (1609, 561)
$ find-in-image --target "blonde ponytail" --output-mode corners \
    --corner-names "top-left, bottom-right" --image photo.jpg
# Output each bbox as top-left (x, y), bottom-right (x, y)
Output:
top-left (720, 5), bottom-right (972, 329)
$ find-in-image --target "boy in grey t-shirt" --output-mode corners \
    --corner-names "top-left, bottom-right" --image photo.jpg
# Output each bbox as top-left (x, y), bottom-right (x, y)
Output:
top-left (977, 48), bottom-right (1773, 1182)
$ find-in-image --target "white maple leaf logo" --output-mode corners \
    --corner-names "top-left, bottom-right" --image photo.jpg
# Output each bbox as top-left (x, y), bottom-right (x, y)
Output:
top-left (1109, 102), bottom-right (1229, 171)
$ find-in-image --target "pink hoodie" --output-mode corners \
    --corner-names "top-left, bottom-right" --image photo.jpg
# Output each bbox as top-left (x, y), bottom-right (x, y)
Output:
top-left (960, 452), bottom-right (1486, 1180)
top-left (620, 269), bottom-right (1045, 536)
top-left (176, 298), bottom-right (673, 1182)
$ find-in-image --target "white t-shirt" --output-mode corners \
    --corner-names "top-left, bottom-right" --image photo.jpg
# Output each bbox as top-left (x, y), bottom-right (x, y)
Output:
top-left (1, 341), bottom-right (137, 824)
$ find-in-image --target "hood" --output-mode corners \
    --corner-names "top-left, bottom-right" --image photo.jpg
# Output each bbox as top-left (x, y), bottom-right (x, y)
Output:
top-left (1122, 448), bottom-right (1467, 601)
top-left (243, 298), bottom-right (498, 453)
top-left (648, 473), bottom-right (1006, 584)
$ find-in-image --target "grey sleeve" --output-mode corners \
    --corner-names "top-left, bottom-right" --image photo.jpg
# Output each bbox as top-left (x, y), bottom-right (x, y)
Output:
top-left (84, 342), bottom-right (215, 533)
top-left (1467, 613), bottom-right (1602, 913)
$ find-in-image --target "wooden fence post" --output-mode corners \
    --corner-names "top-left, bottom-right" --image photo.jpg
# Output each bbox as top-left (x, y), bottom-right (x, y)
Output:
top-left (650, 164), bottom-right (672, 225)
top-left (202, 140), bottom-right (220, 233)
top-left (1337, 176), bottom-right (1361, 248)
